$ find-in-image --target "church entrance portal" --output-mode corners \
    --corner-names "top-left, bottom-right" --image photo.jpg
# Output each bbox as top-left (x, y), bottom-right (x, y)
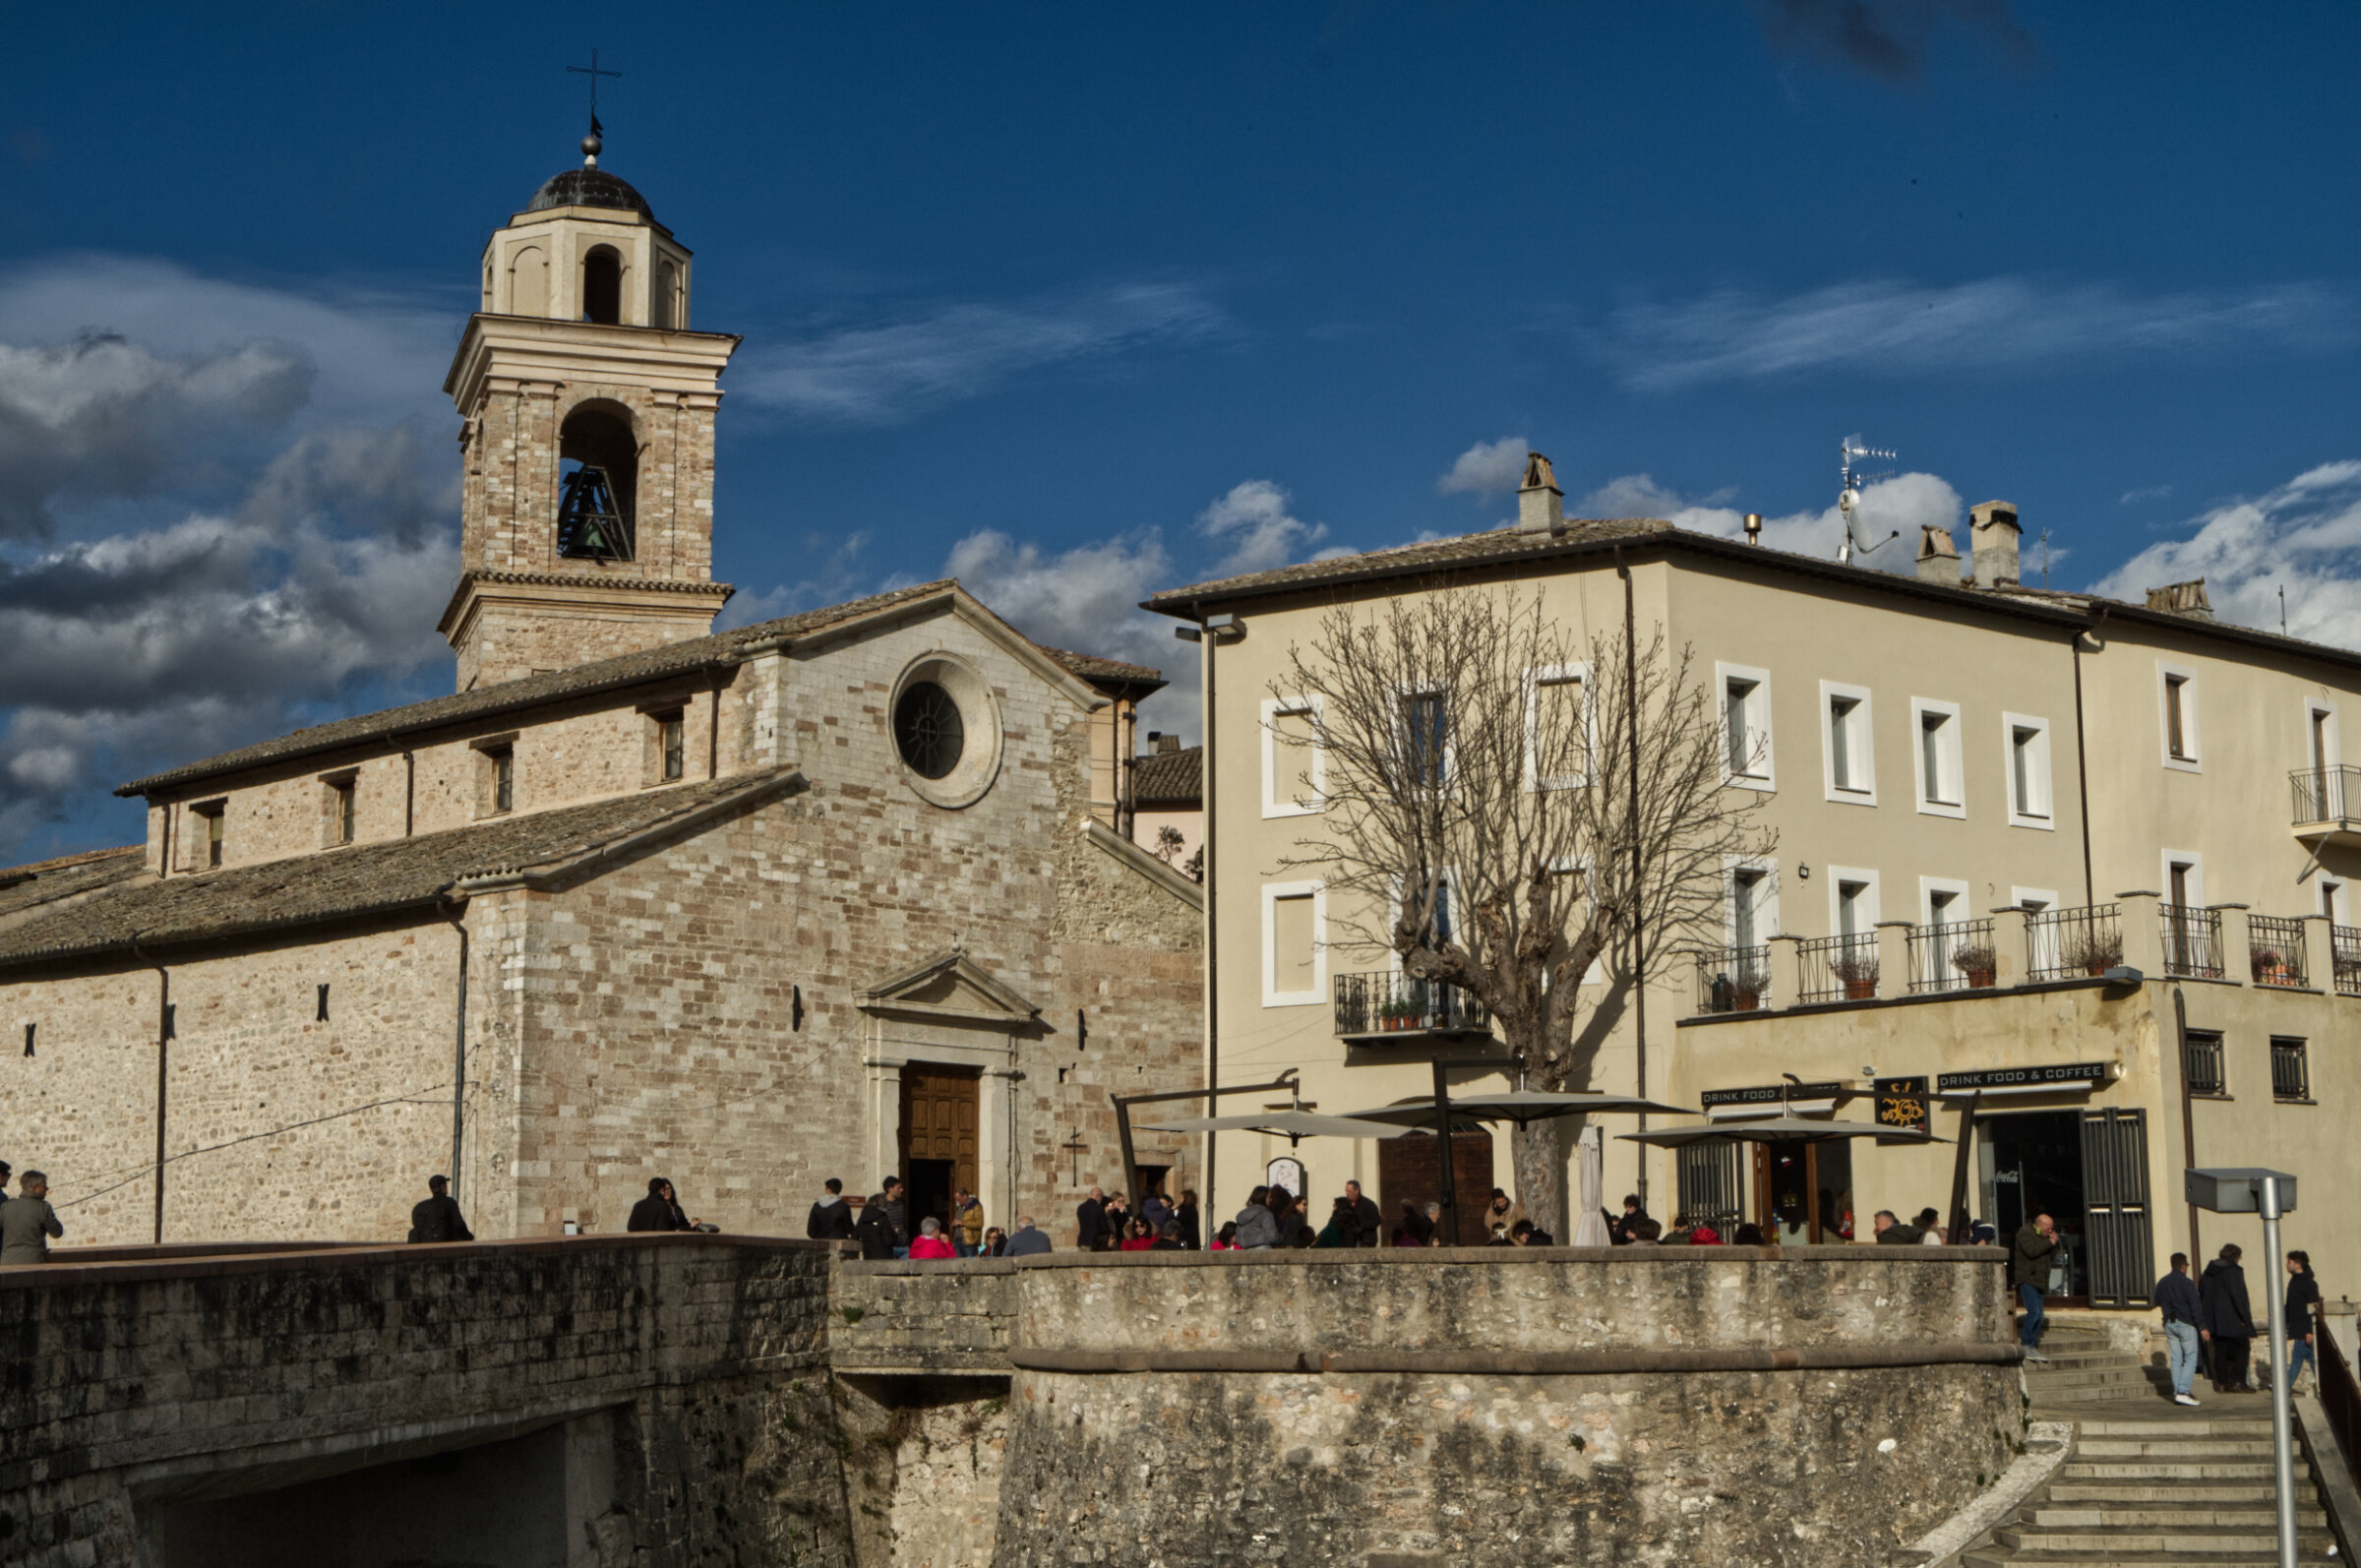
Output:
top-left (900, 1063), bottom-right (981, 1235)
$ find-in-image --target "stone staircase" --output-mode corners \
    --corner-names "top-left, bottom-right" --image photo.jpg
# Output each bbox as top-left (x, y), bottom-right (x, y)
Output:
top-left (1964, 1322), bottom-right (2339, 1564)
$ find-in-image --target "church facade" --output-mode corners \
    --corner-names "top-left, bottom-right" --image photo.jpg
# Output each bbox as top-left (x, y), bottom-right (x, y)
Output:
top-left (0, 140), bottom-right (1203, 1246)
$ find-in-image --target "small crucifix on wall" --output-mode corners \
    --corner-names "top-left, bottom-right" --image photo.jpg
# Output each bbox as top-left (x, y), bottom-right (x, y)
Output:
top-left (1061, 1130), bottom-right (1088, 1187)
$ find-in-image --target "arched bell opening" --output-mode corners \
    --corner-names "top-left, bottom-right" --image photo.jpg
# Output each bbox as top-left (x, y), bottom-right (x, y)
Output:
top-left (557, 401), bottom-right (637, 562)
top-left (581, 246), bottom-right (624, 326)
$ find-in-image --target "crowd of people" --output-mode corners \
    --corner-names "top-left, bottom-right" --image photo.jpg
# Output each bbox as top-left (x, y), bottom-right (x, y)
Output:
top-left (2148, 1241), bottom-right (2325, 1405)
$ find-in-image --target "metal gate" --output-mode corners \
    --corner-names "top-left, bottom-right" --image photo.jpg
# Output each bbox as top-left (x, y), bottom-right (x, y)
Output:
top-left (1676, 1141), bottom-right (1744, 1233)
top-left (2079, 1107), bottom-right (2152, 1307)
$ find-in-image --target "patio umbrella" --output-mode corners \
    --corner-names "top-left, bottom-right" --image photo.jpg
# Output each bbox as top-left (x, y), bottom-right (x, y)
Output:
top-left (1572, 1125), bottom-right (1611, 1246)
top-left (1617, 1116), bottom-right (1949, 1148)
top-left (1136, 1110), bottom-right (1409, 1147)
top-left (1340, 1090), bottom-right (1698, 1127)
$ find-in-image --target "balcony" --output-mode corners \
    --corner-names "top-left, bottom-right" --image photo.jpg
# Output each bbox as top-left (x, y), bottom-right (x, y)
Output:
top-left (2160, 903), bottom-right (2224, 980)
top-left (1332, 971), bottom-right (1491, 1046)
top-left (2247, 912), bottom-right (2311, 989)
top-left (1797, 932), bottom-right (1880, 1005)
top-left (2291, 765), bottom-right (2361, 847)
top-left (1693, 944), bottom-right (1774, 1014)
top-left (2028, 903), bottom-right (2122, 982)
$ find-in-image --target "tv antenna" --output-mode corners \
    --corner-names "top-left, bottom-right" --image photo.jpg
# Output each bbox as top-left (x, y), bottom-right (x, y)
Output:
top-left (1837, 438), bottom-right (1901, 565)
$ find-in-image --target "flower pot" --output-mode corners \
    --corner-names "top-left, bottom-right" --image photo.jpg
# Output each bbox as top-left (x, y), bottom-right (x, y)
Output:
top-left (1966, 967), bottom-right (1995, 990)
top-left (1844, 978), bottom-right (1876, 1001)
top-left (1733, 994), bottom-right (1760, 1012)
top-left (2084, 962), bottom-right (2108, 978)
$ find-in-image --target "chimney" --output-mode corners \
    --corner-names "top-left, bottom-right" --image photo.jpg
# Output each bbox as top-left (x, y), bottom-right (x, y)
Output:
top-left (2144, 579), bottom-right (2215, 621)
top-left (1968, 500), bottom-right (2020, 587)
top-left (1516, 452), bottom-right (1563, 532)
top-left (1914, 524), bottom-right (1960, 585)
top-left (1157, 733), bottom-right (1181, 754)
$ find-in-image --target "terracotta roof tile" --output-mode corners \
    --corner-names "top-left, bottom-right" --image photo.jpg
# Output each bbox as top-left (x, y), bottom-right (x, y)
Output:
top-left (0, 845), bottom-right (147, 921)
top-left (0, 770), bottom-right (800, 970)
top-left (1131, 746), bottom-right (1201, 807)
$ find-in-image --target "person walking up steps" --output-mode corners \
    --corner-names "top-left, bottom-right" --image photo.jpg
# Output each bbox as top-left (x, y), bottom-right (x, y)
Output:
top-left (2152, 1251), bottom-right (2207, 1407)
top-left (2201, 1242), bottom-right (2257, 1393)
top-left (2011, 1211), bottom-right (2058, 1361)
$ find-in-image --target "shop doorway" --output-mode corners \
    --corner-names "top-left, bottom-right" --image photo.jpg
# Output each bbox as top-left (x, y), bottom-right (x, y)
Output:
top-left (898, 1063), bottom-right (980, 1235)
top-left (1974, 1107), bottom-right (2151, 1307)
top-left (1376, 1128), bottom-right (1494, 1243)
top-left (1753, 1139), bottom-right (1853, 1242)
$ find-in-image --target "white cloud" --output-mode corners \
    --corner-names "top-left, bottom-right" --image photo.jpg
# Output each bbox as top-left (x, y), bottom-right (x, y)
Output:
top-left (735, 282), bottom-right (1227, 423)
top-left (2087, 461), bottom-right (2361, 647)
top-left (1436, 436), bottom-right (1530, 496)
top-left (942, 526), bottom-right (1198, 741)
top-left (1197, 479), bottom-right (1326, 575)
top-left (1579, 469), bottom-right (1965, 573)
top-left (1603, 277), bottom-right (2359, 392)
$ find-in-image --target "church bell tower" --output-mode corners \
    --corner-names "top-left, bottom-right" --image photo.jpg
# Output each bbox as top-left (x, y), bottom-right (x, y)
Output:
top-left (440, 128), bottom-right (740, 691)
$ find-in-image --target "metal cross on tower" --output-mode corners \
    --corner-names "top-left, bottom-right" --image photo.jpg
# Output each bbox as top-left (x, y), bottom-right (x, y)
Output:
top-left (567, 48), bottom-right (622, 131)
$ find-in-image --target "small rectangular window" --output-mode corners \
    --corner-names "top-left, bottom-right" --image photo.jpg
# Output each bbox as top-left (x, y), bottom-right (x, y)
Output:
top-left (495, 750), bottom-right (515, 813)
top-left (2184, 1028), bottom-right (2226, 1098)
top-left (1725, 679), bottom-right (1758, 774)
top-left (1731, 868), bottom-right (1765, 950)
top-left (1838, 878), bottom-right (1871, 937)
top-left (2271, 1036), bottom-right (2310, 1103)
top-left (2165, 676), bottom-right (2189, 758)
top-left (658, 711), bottom-right (686, 783)
top-left (193, 801), bottom-right (225, 870)
top-left (324, 774), bottom-right (357, 846)
top-left (1260, 696), bottom-right (1324, 817)
top-left (1831, 696), bottom-right (1855, 787)
top-left (2158, 663), bottom-right (2201, 769)
top-left (1525, 666), bottom-right (1590, 790)
top-left (1821, 684), bottom-right (1874, 802)
top-left (1402, 691), bottom-right (1449, 789)
top-left (2006, 714), bottom-right (2053, 827)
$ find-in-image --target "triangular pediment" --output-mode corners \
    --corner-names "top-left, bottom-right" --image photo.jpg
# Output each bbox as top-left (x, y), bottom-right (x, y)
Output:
top-left (856, 949), bottom-right (1042, 1025)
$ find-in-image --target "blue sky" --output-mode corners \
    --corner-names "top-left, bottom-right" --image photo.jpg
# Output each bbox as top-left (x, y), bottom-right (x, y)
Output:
top-left (3, 3), bottom-right (2360, 860)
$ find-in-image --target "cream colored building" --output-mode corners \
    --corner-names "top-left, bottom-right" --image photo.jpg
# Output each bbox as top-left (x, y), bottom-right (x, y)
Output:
top-left (1148, 459), bottom-right (2361, 1305)
top-left (0, 139), bottom-right (1202, 1247)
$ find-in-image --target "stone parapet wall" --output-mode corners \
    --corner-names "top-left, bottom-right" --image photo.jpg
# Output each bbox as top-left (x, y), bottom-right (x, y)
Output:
top-left (832, 1259), bottom-right (1017, 1372)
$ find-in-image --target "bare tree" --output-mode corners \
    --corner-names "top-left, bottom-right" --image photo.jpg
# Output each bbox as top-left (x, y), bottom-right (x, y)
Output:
top-left (1273, 584), bottom-right (1772, 1237)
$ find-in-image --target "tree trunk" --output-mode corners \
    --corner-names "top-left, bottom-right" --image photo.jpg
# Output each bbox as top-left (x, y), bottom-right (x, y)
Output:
top-left (1510, 1118), bottom-right (1566, 1242)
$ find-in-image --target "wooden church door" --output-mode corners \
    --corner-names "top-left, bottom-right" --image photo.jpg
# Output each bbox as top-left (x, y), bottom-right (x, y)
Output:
top-left (899, 1063), bottom-right (981, 1234)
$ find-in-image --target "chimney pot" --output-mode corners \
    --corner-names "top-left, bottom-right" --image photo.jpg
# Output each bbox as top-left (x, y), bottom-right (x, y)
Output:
top-left (1914, 524), bottom-right (1961, 585)
top-left (1968, 500), bottom-right (2021, 588)
top-left (2144, 579), bottom-right (2214, 621)
top-left (1516, 452), bottom-right (1564, 532)
top-left (1743, 512), bottom-right (1762, 545)
top-left (1158, 733), bottom-right (1180, 754)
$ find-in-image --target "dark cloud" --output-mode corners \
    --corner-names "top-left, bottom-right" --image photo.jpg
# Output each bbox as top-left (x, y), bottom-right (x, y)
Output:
top-left (0, 332), bottom-right (315, 538)
top-left (1753, 0), bottom-right (2035, 83)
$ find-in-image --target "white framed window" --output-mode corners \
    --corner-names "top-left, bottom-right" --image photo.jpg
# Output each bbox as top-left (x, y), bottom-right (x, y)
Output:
top-left (1919, 875), bottom-right (1970, 927)
top-left (1717, 662), bottom-right (1775, 791)
top-left (2320, 876), bottom-right (2349, 926)
top-left (1820, 680), bottom-right (1876, 805)
top-left (1261, 879), bottom-right (1327, 1006)
top-left (1725, 856), bottom-right (1781, 950)
top-left (2157, 661), bottom-right (2201, 771)
top-left (1910, 697), bottom-right (1965, 817)
top-left (2161, 850), bottom-right (2205, 910)
top-left (2015, 885), bottom-right (2061, 976)
top-left (1522, 662), bottom-right (1593, 791)
top-left (2002, 712), bottom-right (2053, 829)
top-left (1260, 695), bottom-right (1324, 818)
top-left (1546, 856), bottom-right (1609, 988)
top-left (1828, 866), bottom-right (1880, 936)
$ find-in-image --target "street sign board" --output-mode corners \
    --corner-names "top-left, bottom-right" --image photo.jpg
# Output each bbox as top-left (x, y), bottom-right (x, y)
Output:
top-left (2186, 1168), bottom-right (2298, 1214)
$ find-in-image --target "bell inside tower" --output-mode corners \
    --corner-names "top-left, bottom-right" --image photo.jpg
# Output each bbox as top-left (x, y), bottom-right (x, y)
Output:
top-left (557, 402), bottom-right (637, 561)
top-left (582, 245), bottom-right (623, 325)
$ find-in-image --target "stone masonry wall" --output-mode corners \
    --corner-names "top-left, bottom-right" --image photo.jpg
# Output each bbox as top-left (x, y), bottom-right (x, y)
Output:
top-left (0, 916), bottom-right (459, 1248)
top-left (0, 1236), bottom-right (852, 1568)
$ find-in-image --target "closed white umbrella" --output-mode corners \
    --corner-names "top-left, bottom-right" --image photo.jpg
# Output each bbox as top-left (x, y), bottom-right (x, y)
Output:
top-left (1573, 1125), bottom-right (1611, 1246)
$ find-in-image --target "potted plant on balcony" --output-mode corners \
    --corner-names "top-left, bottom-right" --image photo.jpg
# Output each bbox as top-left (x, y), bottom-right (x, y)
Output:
top-left (1949, 941), bottom-right (1999, 990)
top-left (1729, 969), bottom-right (1768, 1012)
top-left (2250, 946), bottom-right (2292, 987)
top-left (2063, 927), bottom-right (2124, 978)
top-left (1831, 949), bottom-right (1880, 1001)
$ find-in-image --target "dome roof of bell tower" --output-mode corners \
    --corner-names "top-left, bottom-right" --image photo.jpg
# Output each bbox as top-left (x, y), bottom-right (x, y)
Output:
top-left (525, 165), bottom-right (656, 223)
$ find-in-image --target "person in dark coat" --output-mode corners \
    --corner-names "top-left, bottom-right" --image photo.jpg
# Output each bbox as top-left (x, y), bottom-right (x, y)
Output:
top-left (806, 1177), bottom-right (856, 1240)
top-left (1344, 1180), bottom-right (1384, 1247)
top-left (1174, 1188), bottom-right (1202, 1250)
top-left (1395, 1199), bottom-right (1434, 1247)
top-left (1003, 1216), bottom-right (1052, 1256)
top-left (628, 1177), bottom-right (696, 1233)
top-left (856, 1177), bottom-right (908, 1259)
top-left (2200, 1243), bottom-right (2257, 1392)
top-left (1608, 1193), bottom-right (1651, 1246)
top-left (1872, 1210), bottom-right (1924, 1245)
top-left (407, 1175), bottom-right (474, 1243)
top-left (1075, 1186), bottom-right (1108, 1252)
top-left (1314, 1196), bottom-right (1359, 1247)
top-left (2010, 1213), bottom-right (2058, 1360)
top-left (2284, 1250), bottom-right (2323, 1393)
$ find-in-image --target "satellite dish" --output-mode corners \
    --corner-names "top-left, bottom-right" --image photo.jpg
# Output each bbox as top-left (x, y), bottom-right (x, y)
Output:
top-left (1836, 442), bottom-right (1900, 564)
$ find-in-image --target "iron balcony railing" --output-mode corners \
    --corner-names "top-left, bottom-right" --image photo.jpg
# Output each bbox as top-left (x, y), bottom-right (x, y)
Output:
top-left (1332, 971), bottom-right (1490, 1038)
top-left (2336, 926), bottom-right (2361, 996)
top-left (1907, 917), bottom-right (1997, 995)
top-left (2247, 913), bottom-right (2311, 989)
top-left (2291, 764), bottom-right (2361, 825)
top-left (1797, 932), bottom-right (1880, 1005)
top-left (1692, 944), bottom-right (1773, 1014)
top-left (2183, 1030), bottom-right (2226, 1097)
top-left (2160, 904), bottom-right (2224, 980)
top-left (2026, 903), bottom-right (2121, 981)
